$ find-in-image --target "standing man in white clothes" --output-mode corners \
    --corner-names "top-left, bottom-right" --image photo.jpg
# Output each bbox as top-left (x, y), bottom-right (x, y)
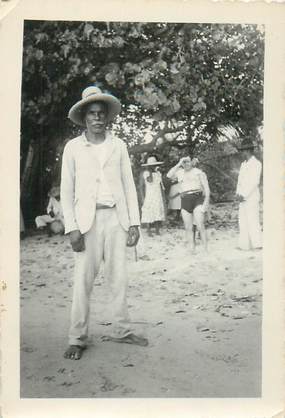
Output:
top-left (61, 86), bottom-right (148, 360)
top-left (236, 138), bottom-right (262, 251)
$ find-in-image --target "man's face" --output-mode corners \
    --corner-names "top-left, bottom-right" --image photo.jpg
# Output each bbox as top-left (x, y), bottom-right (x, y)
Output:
top-left (182, 158), bottom-right (193, 171)
top-left (84, 102), bottom-right (108, 134)
top-left (242, 149), bottom-right (251, 160)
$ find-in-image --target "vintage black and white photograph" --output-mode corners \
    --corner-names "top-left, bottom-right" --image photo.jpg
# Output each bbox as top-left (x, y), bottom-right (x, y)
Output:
top-left (19, 20), bottom-right (265, 398)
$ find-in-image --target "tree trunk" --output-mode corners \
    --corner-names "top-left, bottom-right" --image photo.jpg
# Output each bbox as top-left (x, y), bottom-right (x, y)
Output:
top-left (21, 141), bottom-right (41, 224)
top-left (21, 141), bottom-right (35, 195)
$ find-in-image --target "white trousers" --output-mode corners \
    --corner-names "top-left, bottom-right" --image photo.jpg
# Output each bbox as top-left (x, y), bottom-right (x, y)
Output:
top-left (238, 195), bottom-right (262, 250)
top-left (35, 214), bottom-right (54, 228)
top-left (69, 207), bottom-right (132, 346)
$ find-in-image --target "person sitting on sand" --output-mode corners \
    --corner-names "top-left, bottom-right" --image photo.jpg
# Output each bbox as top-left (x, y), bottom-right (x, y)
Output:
top-left (35, 186), bottom-right (64, 235)
top-left (167, 156), bottom-right (210, 253)
top-left (61, 86), bottom-right (148, 360)
top-left (140, 156), bottom-right (166, 236)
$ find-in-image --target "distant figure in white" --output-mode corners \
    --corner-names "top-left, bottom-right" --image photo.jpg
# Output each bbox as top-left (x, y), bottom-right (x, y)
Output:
top-left (140, 156), bottom-right (165, 236)
top-left (167, 156), bottom-right (210, 253)
top-left (236, 139), bottom-right (262, 250)
top-left (35, 186), bottom-right (64, 235)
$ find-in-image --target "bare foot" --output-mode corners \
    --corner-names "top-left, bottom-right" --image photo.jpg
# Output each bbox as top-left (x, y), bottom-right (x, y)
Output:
top-left (101, 333), bottom-right (149, 347)
top-left (63, 345), bottom-right (86, 360)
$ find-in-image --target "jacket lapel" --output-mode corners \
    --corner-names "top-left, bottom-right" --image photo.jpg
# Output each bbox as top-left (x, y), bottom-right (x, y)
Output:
top-left (80, 133), bottom-right (101, 176)
top-left (103, 132), bottom-right (116, 167)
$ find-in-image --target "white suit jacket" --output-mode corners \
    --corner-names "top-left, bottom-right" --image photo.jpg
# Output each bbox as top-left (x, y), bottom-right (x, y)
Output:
top-left (236, 156), bottom-right (262, 201)
top-left (60, 132), bottom-right (140, 234)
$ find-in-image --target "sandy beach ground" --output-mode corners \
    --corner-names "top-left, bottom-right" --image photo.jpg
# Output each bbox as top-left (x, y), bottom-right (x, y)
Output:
top-left (20, 205), bottom-right (262, 398)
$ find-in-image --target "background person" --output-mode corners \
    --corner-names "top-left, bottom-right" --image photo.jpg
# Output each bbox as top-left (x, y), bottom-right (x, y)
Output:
top-left (35, 186), bottom-right (64, 235)
top-left (167, 156), bottom-right (210, 253)
top-left (236, 138), bottom-right (262, 250)
top-left (167, 179), bottom-right (181, 223)
top-left (140, 155), bottom-right (166, 236)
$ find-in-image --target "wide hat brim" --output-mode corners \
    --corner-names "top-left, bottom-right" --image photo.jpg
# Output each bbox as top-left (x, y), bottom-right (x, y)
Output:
top-left (68, 93), bottom-right (121, 127)
top-left (141, 161), bottom-right (164, 166)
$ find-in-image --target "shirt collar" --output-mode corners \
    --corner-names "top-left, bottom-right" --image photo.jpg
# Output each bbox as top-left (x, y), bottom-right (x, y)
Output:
top-left (244, 155), bottom-right (255, 164)
top-left (81, 130), bottom-right (112, 146)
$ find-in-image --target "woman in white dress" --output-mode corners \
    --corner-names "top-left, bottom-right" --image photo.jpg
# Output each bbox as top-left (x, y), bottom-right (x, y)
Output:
top-left (141, 156), bottom-right (165, 236)
top-left (167, 157), bottom-right (210, 252)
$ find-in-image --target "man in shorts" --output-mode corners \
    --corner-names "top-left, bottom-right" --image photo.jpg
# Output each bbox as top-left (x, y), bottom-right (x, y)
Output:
top-left (167, 156), bottom-right (210, 253)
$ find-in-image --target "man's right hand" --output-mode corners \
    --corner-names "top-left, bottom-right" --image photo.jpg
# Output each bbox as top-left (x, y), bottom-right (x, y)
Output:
top-left (178, 157), bottom-right (189, 167)
top-left (69, 230), bottom-right (85, 252)
top-left (178, 158), bottom-right (184, 167)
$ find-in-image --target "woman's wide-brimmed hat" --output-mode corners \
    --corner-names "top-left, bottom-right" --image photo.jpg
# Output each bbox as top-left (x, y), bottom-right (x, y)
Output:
top-left (238, 138), bottom-right (255, 150)
top-left (141, 156), bottom-right (164, 166)
top-left (68, 86), bottom-right (121, 127)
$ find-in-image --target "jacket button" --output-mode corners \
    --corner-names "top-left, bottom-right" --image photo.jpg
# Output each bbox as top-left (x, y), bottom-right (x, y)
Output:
top-left (96, 178), bottom-right (100, 183)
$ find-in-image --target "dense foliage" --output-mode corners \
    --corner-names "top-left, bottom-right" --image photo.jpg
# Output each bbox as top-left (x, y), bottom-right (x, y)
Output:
top-left (20, 21), bottom-right (264, 222)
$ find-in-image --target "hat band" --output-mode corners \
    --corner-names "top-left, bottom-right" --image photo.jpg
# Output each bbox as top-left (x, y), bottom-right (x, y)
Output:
top-left (84, 92), bottom-right (99, 99)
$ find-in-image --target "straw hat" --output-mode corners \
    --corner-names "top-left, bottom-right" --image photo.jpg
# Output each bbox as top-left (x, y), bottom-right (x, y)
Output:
top-left (238, 139), bottom-right (255, 150)
top-left (141, 156), bottom-right (164, 167)
top-left (68, 86), bottom-right (121, 127)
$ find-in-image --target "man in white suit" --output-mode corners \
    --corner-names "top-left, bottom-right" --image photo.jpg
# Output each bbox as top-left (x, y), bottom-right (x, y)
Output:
top-left (236, 138), bottom-right (262, 251)
top-left (61, 86), bottom-right (148, 360)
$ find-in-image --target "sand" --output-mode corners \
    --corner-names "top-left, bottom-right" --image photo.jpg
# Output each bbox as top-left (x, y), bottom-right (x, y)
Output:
top-left (20, 212), bottom-right (262, 398)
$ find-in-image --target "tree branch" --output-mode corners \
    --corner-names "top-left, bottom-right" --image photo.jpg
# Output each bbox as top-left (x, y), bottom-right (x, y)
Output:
top-left (129, 123), bottom-right (187, 154)
top-left (199, 159), bottom-right (237, 184)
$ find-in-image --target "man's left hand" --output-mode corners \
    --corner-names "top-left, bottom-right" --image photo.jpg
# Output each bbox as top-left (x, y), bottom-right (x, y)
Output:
top-left (127, 226), bottom-right (140, 247)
